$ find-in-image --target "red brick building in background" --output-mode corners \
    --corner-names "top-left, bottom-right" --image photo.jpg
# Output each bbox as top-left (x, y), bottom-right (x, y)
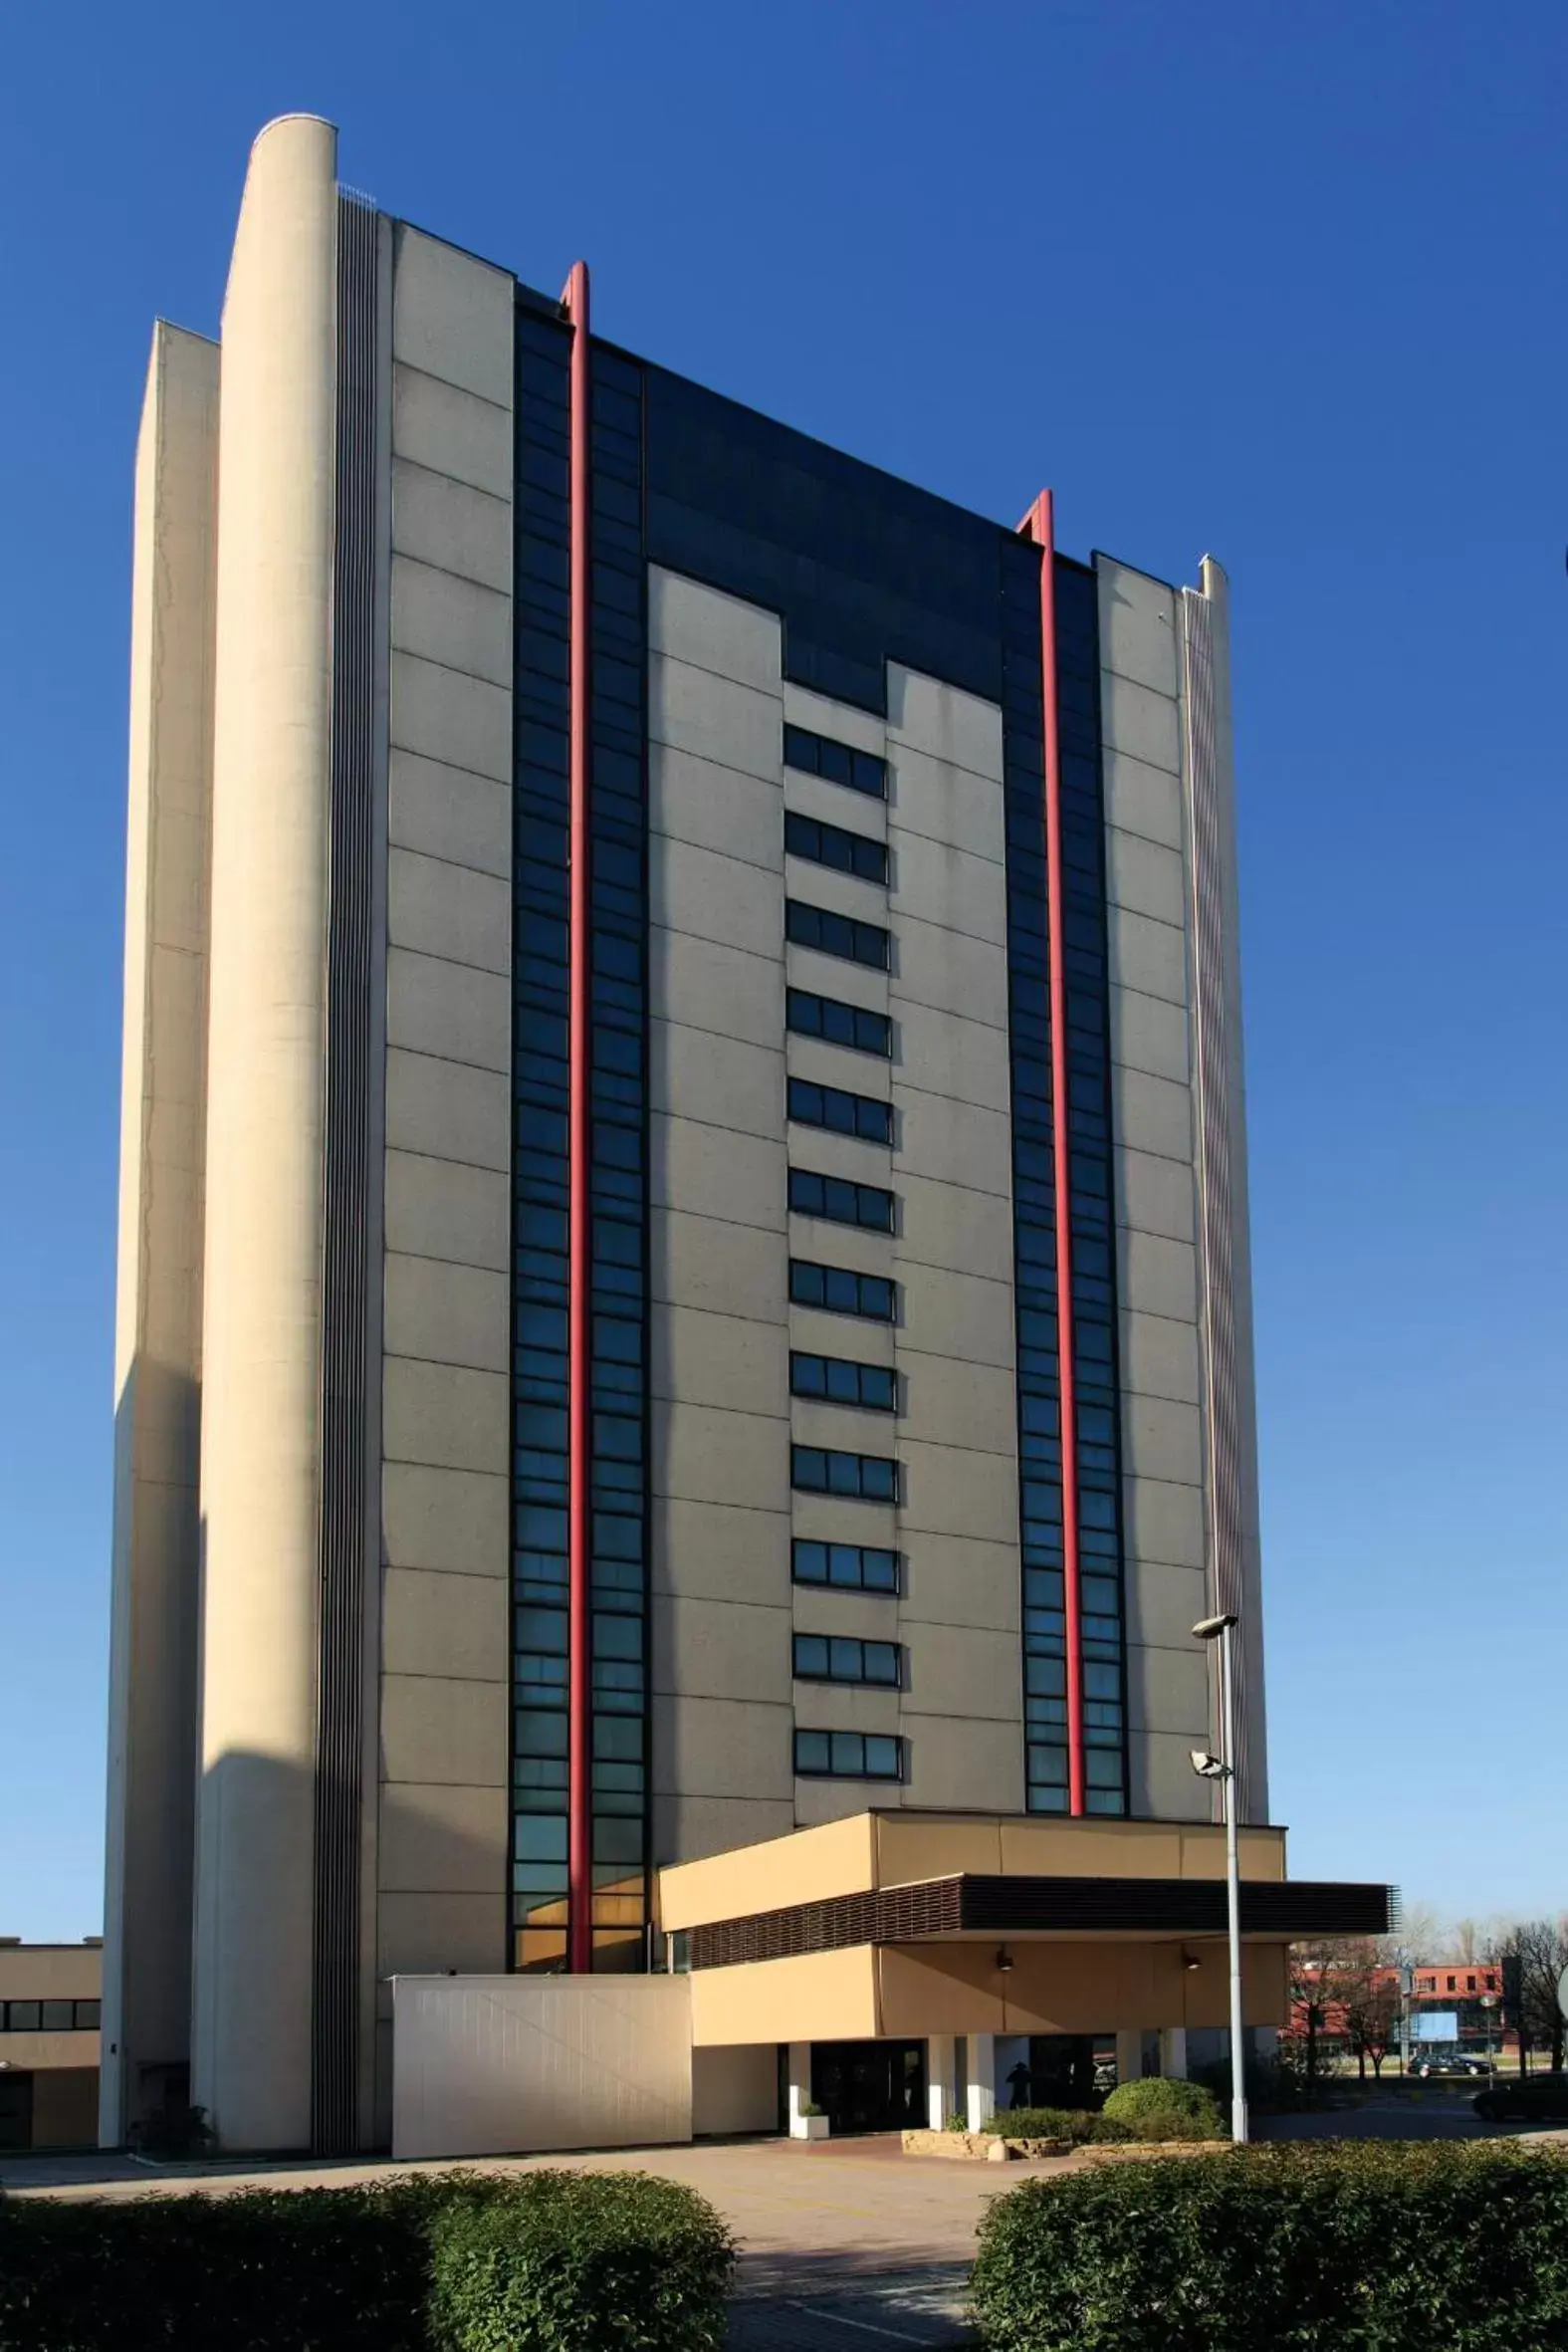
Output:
top-left (1288, 1956), bottom-right (1505, 2068)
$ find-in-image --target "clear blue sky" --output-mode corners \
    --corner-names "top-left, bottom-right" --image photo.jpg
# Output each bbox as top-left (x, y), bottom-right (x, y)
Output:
top-left (1, 0), bottom-right (1562, 1944)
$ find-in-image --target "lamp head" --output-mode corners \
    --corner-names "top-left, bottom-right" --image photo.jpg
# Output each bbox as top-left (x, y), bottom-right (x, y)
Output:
top-left (1192, 1612), bottom-right (1238, 1641)
top-left (996, 1948), bottom-right (1014, 1975)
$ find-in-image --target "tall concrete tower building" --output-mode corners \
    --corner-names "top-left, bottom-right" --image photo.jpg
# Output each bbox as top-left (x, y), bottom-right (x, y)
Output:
top-left (104, 117), bottom-right (1384, 2157)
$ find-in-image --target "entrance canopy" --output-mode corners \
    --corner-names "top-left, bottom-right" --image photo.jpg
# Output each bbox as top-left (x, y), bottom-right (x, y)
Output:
top-left (658, 1810), bottom-right (1395, 2048)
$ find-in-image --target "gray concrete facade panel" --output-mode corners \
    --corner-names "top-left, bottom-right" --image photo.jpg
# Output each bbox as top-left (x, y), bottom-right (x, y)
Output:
top-left (390, 227), bottom-right (515, 407)
top-left (389, 846), bottom-right (512, 973)
top-left (652, 1498), bottom-right (791, 1608)
top-left (382, 1464), bottom-right (507, 1578)
top-left (649, 568), bottom-right (782, 690)
top-left (381, 1675), bottom-right (507, 1786)
top-left (389, 751), bottom-right (510, 880)
top-left (390, 554), bottom-right (512, 691)
top-left (381, 1566), bottom-right (507, 1682)
top-left (389, 648), bottom-right (510, 783)
top-left (390, 365), bottom-right (511, 501)
top-left (653, 744), bottom-right (784, 872)
top-left (649, 650), bottom-right (781, 778)
top-left (1107, 827), bottom-right (1187, 930)
top-left (651, 927), bottom-right (783, 1052)
top-left (383, 1253), bottom-right (508, 1375)
top-left (384, 1150), bottom-right (509, 1274)
top-left (1116, 1145), bottom-right (1197, 1244)
top-left (1111, 985), bottom-right (1192, 1085)
top-left (382, 1357), bottom-right (508, 1475)
top-left (1104, 749), bottom-right (1185, 852)
top-left (651, 1021), bottom-right (784, 1143)
top-left (650, 1115), bottom-right (784, 1234)
top-left (652, 1398), bottom-right (790, 1512)
top-left (651, 1302), bottom-right (791, 1419)
top-left (654, 1207), bottom-right (788, 1324)
top-left (386, 949), bottom-right (510, 1072)
top-left (385, 1049), bottom-right (510, 1173)
top-left (1100, 672), bottom-right (1182, 776)
top-left (389, 462), bottom-right (511, 596)
top-left (655, 834), bottom-right (784, 961)
top-left (887, 665), bottom-right (1005, 781)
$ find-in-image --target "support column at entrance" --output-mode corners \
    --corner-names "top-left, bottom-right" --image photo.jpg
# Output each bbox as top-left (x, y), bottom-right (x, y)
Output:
top-left (1115, 2029), bottom-right (1143, 2085)
top-left (927, 2034), bottom-right (955, 2129)
top-left (785, 2041), bottom-right (812, 2137)
top-left (965, 2032), bottom-right (996, 2130)
top-left (1160, 2026), bottom-right (1189, 2079)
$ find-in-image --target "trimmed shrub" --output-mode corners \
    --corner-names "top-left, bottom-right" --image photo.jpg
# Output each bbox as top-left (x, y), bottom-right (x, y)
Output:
top-left (970, 2143), bottom-right (1568, 2351)
top-left (427, 2172), bottom-right (734, 2352)
top-left (982, 2108), bottom-right (1133, 2144)
top-left (0, 2169), bottom-right (734, 2352)
top-left (1100, 2074), bottom-right (1224, 2136)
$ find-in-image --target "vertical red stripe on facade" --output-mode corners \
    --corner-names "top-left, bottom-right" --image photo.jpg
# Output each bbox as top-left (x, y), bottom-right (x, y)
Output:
top-left (561, 261), bottom-right (593, 1970)
top-left (1021, 490), bottom-right (1085, 1816)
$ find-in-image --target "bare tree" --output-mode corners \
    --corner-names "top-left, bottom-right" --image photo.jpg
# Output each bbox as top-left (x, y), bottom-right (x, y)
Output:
top-left (1452, 1917), bottom-right (1481, 1965)
top-left (1342, 1952), bottom-right (1402, 2080)
top-left (1494, 1919), bottom-right (1568, 2074)
top-left (1291, 1938), bottom-right (1380, 2083)
top-left (1392, 1902), bottom-right (1447, 1967)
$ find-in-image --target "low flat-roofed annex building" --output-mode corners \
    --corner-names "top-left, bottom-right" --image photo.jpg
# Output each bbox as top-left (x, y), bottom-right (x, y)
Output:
top-left (0, 1941), bottom-right (103, 2152)
top-left (104, 113), bottom-right (1389, 2155)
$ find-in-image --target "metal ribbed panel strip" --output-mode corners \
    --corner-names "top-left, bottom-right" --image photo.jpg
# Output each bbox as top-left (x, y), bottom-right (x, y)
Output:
top-left (312, 187), bottom-right (378, 2156)
top-left (1182, 588), bottom-right (1255, 1816)
top-left (689, 1879), bottom-right (965, 1970)
top-left (687, 1872), bottom-right (1394, 1966)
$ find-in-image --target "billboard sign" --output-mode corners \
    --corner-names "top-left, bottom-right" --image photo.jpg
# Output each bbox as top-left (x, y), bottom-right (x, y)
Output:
top-left (1413, 2011), bottom-right (1459, 2042)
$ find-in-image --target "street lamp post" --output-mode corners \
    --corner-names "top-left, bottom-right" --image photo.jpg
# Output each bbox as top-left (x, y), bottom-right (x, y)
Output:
top-left (1191, 1610), bottom-right (1248, 2146)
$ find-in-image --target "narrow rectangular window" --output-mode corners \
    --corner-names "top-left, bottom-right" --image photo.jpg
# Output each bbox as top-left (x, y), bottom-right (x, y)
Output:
top-left (791, 1445), bottom-right (899, 1503)
top-left (788, 1259), bottom-right (897, 1322)
top-left (793, 1729), bottom-right (903, 1779)
top-left (784, 723), bottom-right (887, 801)
top-left (785, 987), bottom-right (891, 1058)
top-left (784, 809), bottom-right (888, 885)
top-left (785, 898), bottom-right (890, 971)
top-left (787, 1077), bottom-right (893, 1147)
top-left (792, 1632), bottom-right (902, 1686)
top-left (787, 1168), bottom-right (895, 1233)
top-left (790, 1538), bottom-right (900, 1592)
top-left (789, 1352), bottom-right (897, 1411)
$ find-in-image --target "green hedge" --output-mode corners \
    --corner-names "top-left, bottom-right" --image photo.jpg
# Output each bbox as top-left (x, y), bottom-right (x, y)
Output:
top-left (0, 2170), bottom-right (734, 2352)
top-left (971, 2143), bottom-right (1568, 2351)
top-left (1099, 2075), bottom-right (1224, 2135)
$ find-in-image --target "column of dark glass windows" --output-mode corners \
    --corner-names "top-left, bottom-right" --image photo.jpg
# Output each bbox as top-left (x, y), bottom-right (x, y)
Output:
top-left (998, 541), bottom-right (1071, 1812)
top-left (585, 346), bottom-right (650, 1968)
top-left (511, 309), bottom-right (574, 1967)
top-left (1052, 559), bottom-right (1128, 1815)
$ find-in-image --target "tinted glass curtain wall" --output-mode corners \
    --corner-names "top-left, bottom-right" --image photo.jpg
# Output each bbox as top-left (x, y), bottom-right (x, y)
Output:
top-left (510, 300), bottom-right (651, 1973)
top-left (1000, 545), bottom-right (1129, 1817)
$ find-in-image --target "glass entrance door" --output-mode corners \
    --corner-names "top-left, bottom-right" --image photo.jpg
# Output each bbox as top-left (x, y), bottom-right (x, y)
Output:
top-left (811, 2039), bottom-right (925, 2134)
top-left (0, 2071), bottom-right (33, 2152)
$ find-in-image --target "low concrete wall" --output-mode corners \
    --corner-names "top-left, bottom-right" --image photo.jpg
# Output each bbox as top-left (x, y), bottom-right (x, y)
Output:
top-left (392, 1975), bottom-right (693, 2160)
top-left (693, 2042), bottom-right (779, 2136)
top-left (901, 2128), bottom-right (1223, 2163)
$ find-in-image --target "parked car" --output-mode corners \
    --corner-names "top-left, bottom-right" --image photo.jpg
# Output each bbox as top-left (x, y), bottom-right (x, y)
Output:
top-left (1410, 2054), bottom-right (1485, 2078)
top-left (1473, 2074), bottom-right (1568, 2123)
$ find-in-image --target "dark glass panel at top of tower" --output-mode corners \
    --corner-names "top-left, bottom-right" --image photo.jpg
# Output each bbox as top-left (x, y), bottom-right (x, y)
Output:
top-left (510, 300), bottom-right (1130, 1973)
